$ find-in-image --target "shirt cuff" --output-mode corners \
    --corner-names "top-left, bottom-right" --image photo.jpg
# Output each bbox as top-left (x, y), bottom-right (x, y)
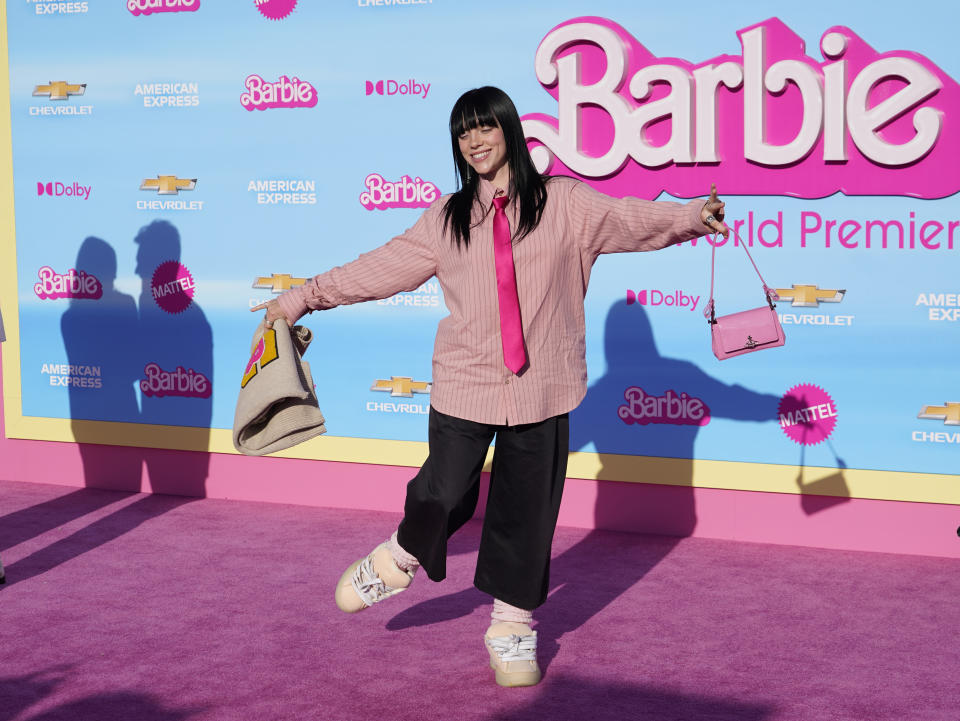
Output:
top-left (689, 199), bottom-right (711, 237)
top-left (277, 286), bottom-right (310, 324)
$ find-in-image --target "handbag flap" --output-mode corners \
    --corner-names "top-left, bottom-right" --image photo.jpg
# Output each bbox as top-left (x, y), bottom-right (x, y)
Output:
top-left (715, 306), bottom-right (781, 352)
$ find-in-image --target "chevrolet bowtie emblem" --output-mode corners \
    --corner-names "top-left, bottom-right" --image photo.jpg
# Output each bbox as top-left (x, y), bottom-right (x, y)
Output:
top-left (371, 377), bottom-right (432, 398)
top-left (918, 403), bottom-right (960, 426)
top-left (774, 285), bottom-right (846, 308)
top-left (33, 81), bottom-right (86, 100)
top-left (140, 176), bottom-right (197, 195)
top-left (253, 274), bottom-right (308, 293)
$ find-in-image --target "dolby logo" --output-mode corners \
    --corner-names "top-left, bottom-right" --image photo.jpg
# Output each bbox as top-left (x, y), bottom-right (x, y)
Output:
top-left (37, 181), bottom-right (91, 200)
top-left (364, 79), bottom-right (431, 99)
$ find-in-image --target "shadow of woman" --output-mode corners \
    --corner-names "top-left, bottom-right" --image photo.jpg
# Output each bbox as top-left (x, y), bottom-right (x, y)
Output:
top-left (0, 238), bottom-right (150, 587)
top-left (537, 301), bottom-right (781, 669)
top-left (1, 225), bottom-right (214, 587)
top-left (61, 236), bottom-right (143, 488)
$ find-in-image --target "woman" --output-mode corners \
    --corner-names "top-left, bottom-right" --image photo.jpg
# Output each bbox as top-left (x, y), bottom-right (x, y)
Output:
top-left (253, 86), bottom-right (728, 687)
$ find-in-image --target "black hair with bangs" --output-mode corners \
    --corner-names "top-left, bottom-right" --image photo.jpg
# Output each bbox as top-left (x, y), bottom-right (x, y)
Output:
top-left (442, 86), bottom-right (547, 249)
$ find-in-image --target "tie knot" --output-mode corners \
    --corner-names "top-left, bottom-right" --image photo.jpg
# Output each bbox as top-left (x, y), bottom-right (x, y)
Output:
top-left (493, 195), bottom-right (509, 211)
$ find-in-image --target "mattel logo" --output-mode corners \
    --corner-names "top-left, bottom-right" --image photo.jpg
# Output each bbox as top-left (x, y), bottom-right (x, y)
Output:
top-left (626, 289), bottom-right (701, 312)
top-left (37, 181), bottom-right (91, 200)
top-left (255, 0), bottom-right (297, 20)
top-left (365, 79), bottom-right (430, 99)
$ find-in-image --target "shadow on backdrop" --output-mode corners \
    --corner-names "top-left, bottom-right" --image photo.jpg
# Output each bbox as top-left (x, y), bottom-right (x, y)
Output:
top-left (134, 219), bottom-right (213, 496)
top-left (795, 433), bottom-right (850, 515)
top-left (61, 236), bottom-right (142, 488)
top-left (537, 301), bottom-right (781, 668)
top-left (1, 224), bottom-right (213, 587)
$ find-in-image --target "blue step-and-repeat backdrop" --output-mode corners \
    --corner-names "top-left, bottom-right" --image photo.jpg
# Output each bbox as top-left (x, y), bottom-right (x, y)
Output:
top-left (2, 0), bottom-right (957, 503)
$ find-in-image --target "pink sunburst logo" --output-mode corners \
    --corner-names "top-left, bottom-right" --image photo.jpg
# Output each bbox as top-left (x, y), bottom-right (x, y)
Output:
top-left (778, 383), bottom-right (838, 446)
top-left (255, 0), bottom-right (297, 20)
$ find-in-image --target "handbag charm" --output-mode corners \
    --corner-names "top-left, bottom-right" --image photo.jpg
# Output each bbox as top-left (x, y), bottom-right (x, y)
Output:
top-left (704, 233), bottom-right (785, 360)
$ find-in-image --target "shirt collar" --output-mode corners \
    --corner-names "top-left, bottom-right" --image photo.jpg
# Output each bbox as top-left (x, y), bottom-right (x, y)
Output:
top-left (477, 177), bottom-right (509, 207)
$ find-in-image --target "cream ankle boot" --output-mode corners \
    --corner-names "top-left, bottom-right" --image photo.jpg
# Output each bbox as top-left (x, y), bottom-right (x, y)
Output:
top-left (484, 621), bottom-right (541, 687)
top-left (335, 542), bottom-right (415, 613)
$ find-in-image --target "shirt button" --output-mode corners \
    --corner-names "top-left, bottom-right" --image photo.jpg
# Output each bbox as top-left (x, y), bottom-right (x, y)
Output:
top-left (504, 378), bottom-right (511, 385)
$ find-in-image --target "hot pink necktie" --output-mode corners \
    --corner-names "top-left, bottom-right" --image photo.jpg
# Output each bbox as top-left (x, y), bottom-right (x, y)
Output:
top-left (492, 195), bottom-right (526, 374)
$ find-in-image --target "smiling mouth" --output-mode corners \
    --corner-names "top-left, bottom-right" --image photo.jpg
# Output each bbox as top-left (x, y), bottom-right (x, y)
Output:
top-left (471, 150), bottom-right (491, 161)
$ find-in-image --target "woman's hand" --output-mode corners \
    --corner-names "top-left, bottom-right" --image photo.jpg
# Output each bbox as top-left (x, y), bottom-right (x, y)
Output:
top-left (250, 299), bottom-right (292, 328)
top-left (701, 183), bottom-right (729, 238)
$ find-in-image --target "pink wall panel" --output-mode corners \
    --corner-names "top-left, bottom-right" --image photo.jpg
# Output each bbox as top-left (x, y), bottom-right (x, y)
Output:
top-left (3, 352), bottom-right (957, 558)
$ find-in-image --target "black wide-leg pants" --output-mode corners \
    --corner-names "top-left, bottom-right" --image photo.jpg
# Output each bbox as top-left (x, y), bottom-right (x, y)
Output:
top-left (396, 407), bottom-right (569, 610)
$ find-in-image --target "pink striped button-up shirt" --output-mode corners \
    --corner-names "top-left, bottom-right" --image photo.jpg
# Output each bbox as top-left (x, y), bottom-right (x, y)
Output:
top-left (277, 176), bottom-right (708, 425)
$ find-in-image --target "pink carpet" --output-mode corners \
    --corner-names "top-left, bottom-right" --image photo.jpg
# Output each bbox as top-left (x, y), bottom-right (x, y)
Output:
top-left (1, 478), bottom-right (958, 721)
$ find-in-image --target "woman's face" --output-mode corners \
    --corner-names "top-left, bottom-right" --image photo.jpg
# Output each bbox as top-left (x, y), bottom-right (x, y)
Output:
top-left (458, 122), bottom-right (510, 188)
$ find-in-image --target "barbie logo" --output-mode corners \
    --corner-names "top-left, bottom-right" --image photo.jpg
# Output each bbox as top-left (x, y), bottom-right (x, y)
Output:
top-left (618, 388), bottom-right (711, 426)
top-left (140, 363), bottom-right (211, 398)
top-left (127, 0), bottom-right (199, 16)
top-left (359, 173), bottom-right (439, 210)
top-left (34, 267), bottom-right (102, 300)
top-left (522, 17), bottom-right (960, 199)
top-left (240, 75), bottom-right (317, 111)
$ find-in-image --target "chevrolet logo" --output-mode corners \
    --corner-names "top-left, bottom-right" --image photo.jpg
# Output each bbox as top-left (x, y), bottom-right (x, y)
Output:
top-left (33, 81), bottom-right (86, 100)
top-left (253, 274), bottom-right (308, 293)
top-left (774, 285), bottom-right (846, 308)
top-left (140, 176), bottom-right (197, 195)
top-left (371, 376), bottom-right (432, 398)
top-left (918, 403), bottom-right (960, 426)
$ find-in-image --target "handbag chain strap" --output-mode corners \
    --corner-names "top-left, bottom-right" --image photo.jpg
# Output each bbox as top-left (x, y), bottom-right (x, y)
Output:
top-left (704, 230), bottom-right (779, 324)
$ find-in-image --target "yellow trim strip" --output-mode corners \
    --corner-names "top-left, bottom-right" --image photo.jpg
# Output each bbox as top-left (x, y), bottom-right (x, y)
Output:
top-left (0, 2), bottom-right (25, 437)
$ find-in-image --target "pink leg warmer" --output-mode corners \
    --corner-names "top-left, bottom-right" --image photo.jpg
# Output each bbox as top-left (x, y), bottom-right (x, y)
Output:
top-left (491, 598), bottom-right (533, 625)
top-left (388, 530), bottom-right (420, 573)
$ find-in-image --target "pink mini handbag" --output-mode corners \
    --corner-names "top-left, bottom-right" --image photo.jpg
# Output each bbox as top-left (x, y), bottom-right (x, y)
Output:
top-left (704, 234), bottom-right (785, 360)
